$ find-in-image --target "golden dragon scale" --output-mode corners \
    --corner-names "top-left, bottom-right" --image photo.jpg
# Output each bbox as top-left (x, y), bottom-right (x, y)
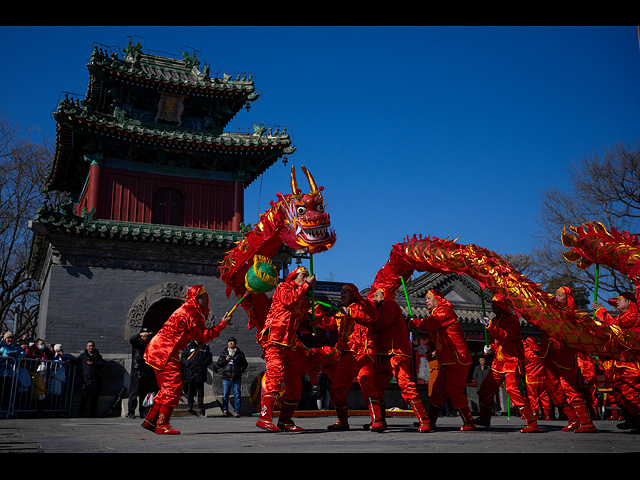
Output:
top-left (561, 220), bottom-right (640, 278)
top-left (369, 233), bottom-right (640, 362)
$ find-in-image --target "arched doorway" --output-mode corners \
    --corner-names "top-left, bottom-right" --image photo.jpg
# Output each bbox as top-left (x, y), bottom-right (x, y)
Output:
top-left (143, 297), bottom-right (183, 333)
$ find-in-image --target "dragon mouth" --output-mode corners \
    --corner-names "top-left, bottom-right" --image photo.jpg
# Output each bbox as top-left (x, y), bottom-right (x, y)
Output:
top-left (296, 223), bottom-right (332, 244)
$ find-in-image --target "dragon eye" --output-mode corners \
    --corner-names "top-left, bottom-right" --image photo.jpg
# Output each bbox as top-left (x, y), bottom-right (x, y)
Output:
top-left (297, 206), bottom-right (307, 215)
top-left (316, 204), bottom-right (324, 212)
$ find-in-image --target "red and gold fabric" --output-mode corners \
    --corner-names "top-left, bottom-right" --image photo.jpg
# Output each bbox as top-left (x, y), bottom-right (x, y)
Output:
top-left (408, 291), bottom-right (471, 366)
top-left (594, 296), bottom-right (640, 415)
top-left (144, 285), bottom-right (227, 406)
top-left (258, 266), bottom-right (312, 350)
top-left (408, 290), bottom-right (471, 409)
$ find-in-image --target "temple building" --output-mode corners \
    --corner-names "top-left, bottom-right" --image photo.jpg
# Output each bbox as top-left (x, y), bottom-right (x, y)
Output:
top-left (27, 39), bottom-right (540, 416)
top-left (27, 40), bottom-right (295, 413)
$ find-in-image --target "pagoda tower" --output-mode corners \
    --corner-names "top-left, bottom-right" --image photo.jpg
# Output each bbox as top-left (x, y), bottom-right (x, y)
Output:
top-left (28, 40), bottom-right (296, 411)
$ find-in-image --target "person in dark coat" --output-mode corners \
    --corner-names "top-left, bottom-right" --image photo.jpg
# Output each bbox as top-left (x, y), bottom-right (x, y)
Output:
top-left (71, 341), bottom-right (105, 417)
top-left (181, 340), bottom-right (213, 415)
top-left (217, 337), bottom-right (248, 417)
top-left (127, 328), bottom-right (158, 419)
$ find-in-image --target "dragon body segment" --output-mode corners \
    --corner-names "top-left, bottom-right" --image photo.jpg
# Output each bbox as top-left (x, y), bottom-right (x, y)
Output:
top-left (562, 220), bottom-right (640, 278)
top-left (369, 234), bottom-right (640, 362)
top-left (218, 165), bottom-right (336, 331)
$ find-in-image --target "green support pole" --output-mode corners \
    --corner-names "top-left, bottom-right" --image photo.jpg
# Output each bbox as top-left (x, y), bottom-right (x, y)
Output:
top-left (593, 264), bottom-right (600, 318)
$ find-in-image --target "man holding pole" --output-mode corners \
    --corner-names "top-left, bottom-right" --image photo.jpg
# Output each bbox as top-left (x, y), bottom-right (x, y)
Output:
top-left (315, 283), bottom-right (382, 432)
top-left (256, 266), bottom-right (316, 432)
top-left (592, 291), bottom-right (640, 431)
top-left (540, 287), bottom-right (597, 432)
top-left (142, 285), bottom-right (230, 435)
top-left (409, 289), bottom-right (475, 431)
top-left (475, 297), bottom-right (540, 432)
top-left (370, 288), bottom-right (431, 432)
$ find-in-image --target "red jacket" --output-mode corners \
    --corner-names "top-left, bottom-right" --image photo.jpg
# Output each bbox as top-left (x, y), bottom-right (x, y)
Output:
top-left (594, 302), bottom-right (640, 370)
top-left (523, 337), bottom-right (545, 382)
top-left (145, 286), bottom-right (226, 370)
top-left (372, 299), bottom-right (412, 357)
top-left (486, 309), bottom-right (524, 374)
top-left (259, 277), bottom-right (311, 349)
top-left (409, 296), bottom-right (471, 366)
top-left (316, 299), bottom-right (378, 356)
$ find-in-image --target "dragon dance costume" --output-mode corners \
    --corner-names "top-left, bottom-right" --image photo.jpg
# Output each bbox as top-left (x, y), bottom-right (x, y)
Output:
top-left (256, 266), bottom-right (314, 432)
top-left (475, 299), bottom-right (539, 432)
top-left (371, 290), bottom-right (430, 432)
top-left (594, 292), bottom-right (640, 428)
top-left (409, 289), bottom-right (475, 431)
top-left (540, 287), bottom-right (597, 432)
top-left (315, 284), bottom-right (383, 431)
top-left (523, 337), bottom-right (551, 419)
top-left (142, 285), bottom-right (228, 434)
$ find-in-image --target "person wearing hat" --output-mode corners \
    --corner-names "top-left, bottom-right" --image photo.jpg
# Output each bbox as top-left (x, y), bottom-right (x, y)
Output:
top-left (409, 289), bottom-right (475, 431)
top-left (540, 287), bottom-right (597, 433)
top-left (256, 266), bottom-right (317, 432)
top-left (593, 291), bottom-right (640, 431)
top-left (142, 285), bottom-right (231, 435)
top-left (475, 297), bottom-right (540, 433)
top-left (370, 288), bottom-right (431, 432)
top-left (313, 283), bottom-right (381, 431)
top-left (127, 327), bottom-right (156, 419)
top-left (217, 336), bottom-right (248, 417)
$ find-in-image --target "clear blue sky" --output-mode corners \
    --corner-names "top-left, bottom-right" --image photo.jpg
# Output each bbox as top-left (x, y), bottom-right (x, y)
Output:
top-left (1, 26), bottom-right (639, 289)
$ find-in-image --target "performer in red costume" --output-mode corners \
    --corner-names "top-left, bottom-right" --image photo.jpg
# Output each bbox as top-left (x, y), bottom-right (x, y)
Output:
top-left (576, 352), bottom-right (599, 419)
top-left (315, 283), bottom-right (382, 431)
top-left (409, 289), bottom-right (475, 431)
top-left (255, 266), bottom-right (316, 432)
top-left (593, 291), bottom-right (640, 430)
top-left (523, 337), bottom-right (551, 420)
top-left (142, 285), bottom-right (230, 434)
top-left (370, 288), bottom-right (431, 432)
top-left (540, 286), bottom-right (597, 432)
top-left (475, 298), bottom-right (540, 432)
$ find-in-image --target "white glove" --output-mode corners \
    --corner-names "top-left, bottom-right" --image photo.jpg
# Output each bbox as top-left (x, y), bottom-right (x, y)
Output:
top-left (484, 345), bottom-right (493, 355)
top-left (480, 316), bottom-right (491, 326)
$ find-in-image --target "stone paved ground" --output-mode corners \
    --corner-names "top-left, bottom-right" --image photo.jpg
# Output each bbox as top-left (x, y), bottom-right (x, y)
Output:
top-left (1, 413), bottom-right (638, 454)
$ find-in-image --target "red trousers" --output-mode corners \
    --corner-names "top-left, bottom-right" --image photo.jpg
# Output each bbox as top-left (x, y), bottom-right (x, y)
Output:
top-left (262, 343), bottom-right (302, 401)
top-left (331, 352), bottom-right (376, 406)
top-left (478, 368), bottom-right (527, 408)
top-left (429, 362), bottom-right (470, 410)
top-left (373, 354), bottom-right (419, 401)
top-left (153, 358), bottom-right (183, 407)
top-left (545, 360), bottom-right (583, 406)
top-left (611, 367), bottom-right (640, 416)
top-left (526, 378), bottom-right (551, 413)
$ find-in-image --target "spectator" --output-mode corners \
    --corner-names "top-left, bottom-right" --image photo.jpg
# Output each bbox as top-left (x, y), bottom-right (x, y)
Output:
top-left (25, 338), bottom-right (48, 361)
top-left (0, 332), bottom-right (25, 413)
top-left (473, 355), bottom-right (490, 389)
top-left (70, 341), bottom-right (105, 417)
top-left (181, 340), bottom-right (213, 416)
top-left (127, 328), bottom-right (156, 419)
top-left (47, 344), bottom-right (70, 413)
top-left (216, 337), bottom-right (248, 417)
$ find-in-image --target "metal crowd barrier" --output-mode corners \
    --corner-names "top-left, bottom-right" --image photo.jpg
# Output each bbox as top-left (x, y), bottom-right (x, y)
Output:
top-left (0, 356), bottom-right (76, 418)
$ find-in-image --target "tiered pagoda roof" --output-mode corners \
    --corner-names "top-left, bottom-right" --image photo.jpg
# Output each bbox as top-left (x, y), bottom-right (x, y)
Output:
top-left (43, 40), bottom-right (296, 198)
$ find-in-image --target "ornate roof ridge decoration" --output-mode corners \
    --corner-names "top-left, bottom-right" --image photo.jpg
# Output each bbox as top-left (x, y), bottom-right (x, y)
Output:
top-left (31, 201), bottom-right (244, 245)
top-left (53, 95), bottom-right (295, 151)
top-left (89, 41), bottom-right (260, 100)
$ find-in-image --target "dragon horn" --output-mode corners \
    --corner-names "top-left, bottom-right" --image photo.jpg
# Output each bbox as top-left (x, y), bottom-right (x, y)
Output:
top-left (301, 165), bottom-right (320, 196)
top-left (290, 166), bottom-right (302, 197)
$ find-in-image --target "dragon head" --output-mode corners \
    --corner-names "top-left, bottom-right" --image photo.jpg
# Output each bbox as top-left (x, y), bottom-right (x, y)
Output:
top-left (276, 165), bottom-right (336, 254)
